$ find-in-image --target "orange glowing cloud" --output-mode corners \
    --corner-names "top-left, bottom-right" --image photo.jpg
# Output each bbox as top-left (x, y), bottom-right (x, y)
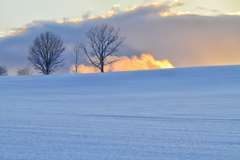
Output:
top-left (57, 4), bottom-right (121, 24)
top-left (10, 26), bottom-right (28, 36)
top-left (0, 32), bottom-right (5, 38)
top-left (124, 1), bottom-right (178, 12)
top-left (226, 11), bottom-right (240, 16)
top-left (71, 54), bottom-right (175, 73)
top-left (57, 13), bottom-right (116, 24)
top-left (124, 4), bottom-right (149, 12)
top-left (160, 11), bottom-right (199, 16)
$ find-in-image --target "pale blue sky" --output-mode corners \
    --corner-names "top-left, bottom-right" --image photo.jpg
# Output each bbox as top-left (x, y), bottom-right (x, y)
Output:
top-left (0, 0), bottom-right (240, 37)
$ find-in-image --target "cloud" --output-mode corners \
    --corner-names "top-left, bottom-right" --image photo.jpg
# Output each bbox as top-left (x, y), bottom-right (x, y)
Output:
top-left (111, 4), bottom-right (121, 13)
top-left (226, 11), bottom-right (240, 16)
top-left (0, 32), bottom-right (5, 38)
top-left (0, 1), bottom-right (240, 75)
top-left (70, 54), bottom-right (175, 73)
top-left (62, 17), bottom-right (70, 22)
top-left (193, 6), bottom-right (223, 15)
top-left (9, 20), bottom-right (57, 36)
top-left (160, 11), bottom-right (199, 16)
top-left (82, 10), bottom-right (93, 20)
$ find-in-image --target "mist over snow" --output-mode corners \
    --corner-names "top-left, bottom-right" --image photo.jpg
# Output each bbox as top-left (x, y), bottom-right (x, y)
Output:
top-left (0, 2), bottom-right (240, 75)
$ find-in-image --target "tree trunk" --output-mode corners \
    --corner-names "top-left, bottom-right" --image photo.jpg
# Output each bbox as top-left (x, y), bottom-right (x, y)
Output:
top-left (100, 54), bottom-right (104, 72)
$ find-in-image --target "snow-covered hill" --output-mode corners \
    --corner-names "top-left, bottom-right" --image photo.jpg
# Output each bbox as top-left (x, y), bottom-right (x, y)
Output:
top-left (0, 65), bottom-right (240, 160)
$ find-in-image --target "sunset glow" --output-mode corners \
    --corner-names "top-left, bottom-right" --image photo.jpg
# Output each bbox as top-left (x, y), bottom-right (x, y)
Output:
top-left (1, 1), bottom-right (240, 75)
top-left (71, 54), bottom-right (175, 73)
top-left (226, 11), bottom-right (240, 16)
top-left (9, 26), bottom-right (28, 36)
top-left (160, 11), bottom-right (199, 16)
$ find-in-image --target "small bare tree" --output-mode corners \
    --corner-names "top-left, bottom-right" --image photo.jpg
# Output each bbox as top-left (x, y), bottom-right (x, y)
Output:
top-left (28, 31), bottom-right (65, 75)
top-left (80, 24), bottom-right (126, 72)
top-left (73, 42), bottom-right (84, 74)
top-left (0, 66), bottom-right (8, 76)
top-left (16, 66), bottom-right (33, 76)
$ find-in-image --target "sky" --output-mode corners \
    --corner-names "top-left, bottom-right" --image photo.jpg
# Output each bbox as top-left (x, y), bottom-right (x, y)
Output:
top-left (1, 0), bottom-right (240, 37)
top-left (0, 0), bottom-right (240, 75)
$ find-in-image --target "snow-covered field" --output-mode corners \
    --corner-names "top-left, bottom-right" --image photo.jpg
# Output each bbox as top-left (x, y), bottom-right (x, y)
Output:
top-left (0, 65), bottom-right (240, 160)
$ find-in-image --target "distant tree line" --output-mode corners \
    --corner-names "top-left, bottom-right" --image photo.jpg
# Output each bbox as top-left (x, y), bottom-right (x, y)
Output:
top-left (0, 23), bottom-right (126, 76)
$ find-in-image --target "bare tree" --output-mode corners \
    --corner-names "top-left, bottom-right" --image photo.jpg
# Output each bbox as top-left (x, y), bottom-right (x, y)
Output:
top-left (73, 42), bottom-right (84, 74)
top-left (28, 31), bottom-right (65, 75)
top-left (16, 66), bottom-right (33, 76)
top-left (0, 66), bottom-right (8, 76)
top-left (80, 24), bottom-right (126, 72)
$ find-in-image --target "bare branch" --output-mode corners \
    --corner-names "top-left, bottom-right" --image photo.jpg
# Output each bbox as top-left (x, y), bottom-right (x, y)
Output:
top-left (73, 42), bottom-right (83, 74)
top-left (0, 66), bottom-right (8, 76)
top-left (16, 66), bottom-right (33, 76)
top-left (83, 24), bottom-right (126, 72)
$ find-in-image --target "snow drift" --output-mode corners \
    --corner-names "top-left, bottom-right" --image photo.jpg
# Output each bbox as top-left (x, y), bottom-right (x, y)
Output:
top-left (0, 65), bottom-right (239, 160)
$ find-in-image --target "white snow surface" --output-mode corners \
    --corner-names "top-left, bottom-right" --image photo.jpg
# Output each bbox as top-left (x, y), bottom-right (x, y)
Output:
top-left (0, 65), bottom-right (240, 160)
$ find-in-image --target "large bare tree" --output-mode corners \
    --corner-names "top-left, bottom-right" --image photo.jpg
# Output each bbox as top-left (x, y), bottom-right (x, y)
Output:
top-left (28, 31), bottom-right (65, 75)
top-left (16, 66), bottom-right (33, 76)
top-left (80, 24), bottom-right (126, 72)
top-left (0, 66), bottom-right (8, 76)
